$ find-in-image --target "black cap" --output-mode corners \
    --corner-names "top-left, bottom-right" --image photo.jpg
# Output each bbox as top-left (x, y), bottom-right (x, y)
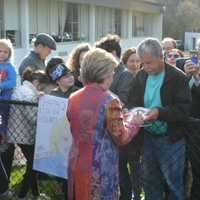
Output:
top-left (35, 33), bottom-right (56, 50)
top-left (49, 63), bottom-right (72, 81)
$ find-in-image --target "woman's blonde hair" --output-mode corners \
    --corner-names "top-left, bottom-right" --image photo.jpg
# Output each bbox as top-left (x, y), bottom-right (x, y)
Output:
top-left (0, 39), bottom-right (14, 61)
top-left (81, 48), bottom-right (118, 84)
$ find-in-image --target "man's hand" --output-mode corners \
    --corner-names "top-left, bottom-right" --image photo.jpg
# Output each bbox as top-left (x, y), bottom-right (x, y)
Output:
top-left (184, 60), bottom-right (199, 76)
top-left (144, 108), bottom-right (159, 121)
top-left (131, 113), bottom-right (144, 126)
top-left (37, 91), bottom-right (45, 98)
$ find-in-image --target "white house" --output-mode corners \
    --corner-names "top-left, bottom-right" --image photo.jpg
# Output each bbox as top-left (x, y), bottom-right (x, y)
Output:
top-left (185, 32), bottom-right (200, 51)
top-left (0, 0), bottom-right (164, 66)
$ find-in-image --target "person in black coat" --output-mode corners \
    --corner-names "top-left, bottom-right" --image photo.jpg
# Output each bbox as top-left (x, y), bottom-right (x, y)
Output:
top-left (183, 46), bottom-right (200, 200)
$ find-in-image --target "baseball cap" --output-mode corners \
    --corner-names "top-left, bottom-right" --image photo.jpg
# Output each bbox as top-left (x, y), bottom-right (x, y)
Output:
top-left (34, 33), bottom-right (56, 50)
top-left (49, 63), bottom-right (72, 81)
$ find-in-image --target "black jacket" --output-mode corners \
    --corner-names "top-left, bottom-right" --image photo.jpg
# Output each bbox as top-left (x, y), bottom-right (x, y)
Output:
top-left (128, 63), bottom-right (191, 143)
top-left (18, 51), bottom-right (45, 76)
top-left (110, 63), bottom-right (133, 106)
top-left (50, 85), bottom-right (79, 98)
top-left (191, 84), bottom-right (200, 118)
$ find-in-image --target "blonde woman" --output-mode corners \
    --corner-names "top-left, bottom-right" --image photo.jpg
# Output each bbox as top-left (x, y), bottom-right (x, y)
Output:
top-left (67, 48), bottom-right (144, 200)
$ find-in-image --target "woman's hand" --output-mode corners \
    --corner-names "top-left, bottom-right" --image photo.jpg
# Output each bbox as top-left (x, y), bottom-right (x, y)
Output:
top-left (131, 113), bottom-right (144, 126)
top-left (37, 91), bottom-right (45, 98)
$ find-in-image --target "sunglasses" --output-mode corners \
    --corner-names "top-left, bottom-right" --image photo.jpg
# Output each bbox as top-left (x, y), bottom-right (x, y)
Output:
top-left (167, 54), bottom-right (180, 59)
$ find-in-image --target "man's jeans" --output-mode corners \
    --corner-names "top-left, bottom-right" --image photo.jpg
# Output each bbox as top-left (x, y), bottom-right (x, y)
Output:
top-left (143, 133), bottom-right (185, 200)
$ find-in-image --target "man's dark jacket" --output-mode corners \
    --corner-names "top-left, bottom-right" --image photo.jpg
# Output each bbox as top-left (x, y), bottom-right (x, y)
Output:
top-left (128, 63), bottom-right (192, 143)
top-left (18, 51), bottom-right (45, 76)
top-left (110, 63), bottom-right (133, 106)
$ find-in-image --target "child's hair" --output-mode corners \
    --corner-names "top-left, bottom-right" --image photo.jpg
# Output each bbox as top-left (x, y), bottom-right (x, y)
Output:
top-left (67, 43), bottom-right (91, 71)
top-left (0, 39), bottom-right (14, 61)
top-left (22, 67), bottom-right (50, 85)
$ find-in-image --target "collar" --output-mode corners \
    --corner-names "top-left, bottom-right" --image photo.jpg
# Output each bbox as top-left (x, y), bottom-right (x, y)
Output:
top-left (140, 63), bottom-right (177, 84)
top-left (30, 50), bottom-right (44, 61)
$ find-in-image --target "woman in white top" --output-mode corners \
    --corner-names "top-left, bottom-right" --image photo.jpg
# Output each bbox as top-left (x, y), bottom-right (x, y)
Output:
top-left (6, 67), bottom-right (49, 200)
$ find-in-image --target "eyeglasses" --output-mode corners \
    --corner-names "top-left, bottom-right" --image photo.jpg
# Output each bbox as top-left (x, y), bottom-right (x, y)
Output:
top-left (167, 54), bottom-right (180, 59)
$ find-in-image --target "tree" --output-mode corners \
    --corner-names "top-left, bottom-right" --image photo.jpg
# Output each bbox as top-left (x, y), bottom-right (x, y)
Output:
top-left (163, 0), bottom-right (200, 39)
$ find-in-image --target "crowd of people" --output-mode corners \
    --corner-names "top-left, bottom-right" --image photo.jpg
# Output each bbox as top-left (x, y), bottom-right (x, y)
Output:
top-left (0, 33), bottom-right (199, 200)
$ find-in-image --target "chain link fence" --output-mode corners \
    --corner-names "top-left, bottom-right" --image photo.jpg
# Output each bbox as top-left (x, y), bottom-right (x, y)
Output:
top-left (0, 100), bottom-right (66, 200)
top-left (0, 100), bottom-right (200, 200)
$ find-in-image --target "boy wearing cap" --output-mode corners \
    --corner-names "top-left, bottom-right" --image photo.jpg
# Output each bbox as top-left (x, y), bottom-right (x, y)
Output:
top-left (49, 63), bottom-right (79, 200)
top-left (49, 63), bottom-right (79, 98)
top-left (19, 33), bottom-right (56, 77)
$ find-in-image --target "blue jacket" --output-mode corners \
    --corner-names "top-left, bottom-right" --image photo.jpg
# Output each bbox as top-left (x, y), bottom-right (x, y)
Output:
top-left (0, 62), bottom-right (16, 99)
top-left (0, 62), bottom-right (16, 134)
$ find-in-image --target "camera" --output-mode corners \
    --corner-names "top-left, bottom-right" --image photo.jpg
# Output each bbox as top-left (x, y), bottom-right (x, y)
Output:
top-left (190, 50), bottom-right (198, 64)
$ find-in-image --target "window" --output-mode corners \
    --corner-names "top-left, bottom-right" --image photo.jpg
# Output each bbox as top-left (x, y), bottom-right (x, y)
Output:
top-left (95, 6), bottom-right (114, 39)
top-left (132, 12), bottom-right (144, 37)
top-left (95, 6), bottom-right (122, 39)
top-left (6, 30), bottom-right (21, 47)
top-left (144, 14), bottom-right (153, 36)
top-left (193, 38), bottom-right (196, 50)
top-left (1, 0), bottom-right (21, 47)
top-left (64, 3), bottom-right (80, 41)
top-left (29, 1), bottom-right (89, 43)
top-left (114, 9), bottom-right (122, 36)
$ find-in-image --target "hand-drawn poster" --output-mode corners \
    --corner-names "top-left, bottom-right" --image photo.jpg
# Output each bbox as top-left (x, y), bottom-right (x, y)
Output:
top-left (33, 95), bottom-right (72, 179)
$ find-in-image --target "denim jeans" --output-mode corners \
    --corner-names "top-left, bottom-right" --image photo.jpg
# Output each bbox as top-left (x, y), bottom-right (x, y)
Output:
top-left (142, 133), bottom-right (185, 200)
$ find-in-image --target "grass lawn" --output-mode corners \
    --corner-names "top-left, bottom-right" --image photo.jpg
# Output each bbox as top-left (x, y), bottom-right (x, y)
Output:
top-left (2, 165), bottom-right (65, 200)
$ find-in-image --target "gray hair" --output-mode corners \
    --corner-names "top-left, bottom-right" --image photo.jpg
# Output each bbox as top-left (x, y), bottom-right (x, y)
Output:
top-left (81, 48), bottom-right (118, 84)
top-left (137, 38), bottom-right (163, 59)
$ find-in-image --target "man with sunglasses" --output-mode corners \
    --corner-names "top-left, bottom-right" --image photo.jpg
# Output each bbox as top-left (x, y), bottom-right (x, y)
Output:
top-left (49, 63), bottom-right (79, 98)
top-left (166, 48), bottom-right (184, 66)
